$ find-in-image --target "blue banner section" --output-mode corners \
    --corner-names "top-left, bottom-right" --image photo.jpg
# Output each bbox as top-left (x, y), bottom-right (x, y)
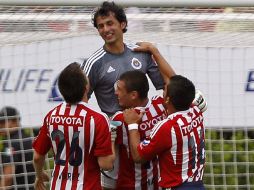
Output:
top-left (0, 69), bottom-right (53, 93)
top-left (246, 70), bottom-right (254, 92)
top-left (48, 76), bottom-right (63, 102)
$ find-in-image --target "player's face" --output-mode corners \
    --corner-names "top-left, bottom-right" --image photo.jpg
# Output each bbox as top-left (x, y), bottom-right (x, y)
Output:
top-left (96, 12), bottom-right (126, 45)
top-left (114, 80), bottom-right (133, 109)
top-left (0, 119), bottom-right (19, 134)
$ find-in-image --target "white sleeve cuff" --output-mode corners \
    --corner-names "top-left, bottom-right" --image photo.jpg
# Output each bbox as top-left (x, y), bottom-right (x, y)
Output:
top-left (128, 123), bottom-right (139, 131)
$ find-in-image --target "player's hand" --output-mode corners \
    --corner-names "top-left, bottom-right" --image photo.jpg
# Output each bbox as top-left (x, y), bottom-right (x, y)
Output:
top-left (192, 90), bottom-right (208, 113)
top-left (34, 171), bottom-right (49, 190)
top-left (110, 120), bottom-right (122, 142)
top-left (134, 42), bottom-right (157, 54)
top-left (123, 108), bottom-right (144, 125)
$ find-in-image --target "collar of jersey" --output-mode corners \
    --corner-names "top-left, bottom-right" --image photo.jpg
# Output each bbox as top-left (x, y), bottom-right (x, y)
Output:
top-left (135, 98), bottom-right (151, 112)
top-left (64, 101), bottom-right (91, 109)
top-left (78, 101), bottom-right (90, 107)
top-left (167, 108), bottom-right (190, 120)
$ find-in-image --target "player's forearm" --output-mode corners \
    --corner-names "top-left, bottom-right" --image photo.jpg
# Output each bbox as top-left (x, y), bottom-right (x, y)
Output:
top-left (33, 151), bottom-right (46, 178)
top-left (149, 46), bottom-right (176, 84)
top-left (110, 142), bottom-right (116, 162)
top-left (0, 164), bottom-right (14, 188)
top-left (0, 174), bottom-right (13, 188)
top-left (128, 129), bottom-right (144, 163)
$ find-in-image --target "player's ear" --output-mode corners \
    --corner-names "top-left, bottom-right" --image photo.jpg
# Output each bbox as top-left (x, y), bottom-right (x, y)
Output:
top-left (130, 91), bottom-right (138, 100)
top-left (165, 97), bottom-right (170, 104)
top-left (120, 21), bottom-right (127, 30)
top-left (84, 75), bottom-right (90, 92)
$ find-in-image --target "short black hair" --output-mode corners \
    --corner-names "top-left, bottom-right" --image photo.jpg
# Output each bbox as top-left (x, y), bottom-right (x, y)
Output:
top-left (58, 62), bottom-right (87, 104)
top-left (92, 1), bottom-right (128, 33)
top-left (167, 75), bottom-right (195, 111)
top-left (119, 70), bottom-right (149, 100)
top-left (0, 106), bottom-right (20, 121)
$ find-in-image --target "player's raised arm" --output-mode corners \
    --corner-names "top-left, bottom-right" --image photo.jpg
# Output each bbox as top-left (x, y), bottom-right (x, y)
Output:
top-left (134, 42), bottom-right (176, 85)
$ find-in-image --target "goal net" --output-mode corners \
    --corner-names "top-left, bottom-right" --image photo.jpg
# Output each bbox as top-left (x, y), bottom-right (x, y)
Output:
top-left (0, 2), bottom-right (253, 190)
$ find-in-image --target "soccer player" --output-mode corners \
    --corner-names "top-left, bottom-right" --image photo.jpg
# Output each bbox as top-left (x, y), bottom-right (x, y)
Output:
top-left (82, 2), bottom-right (166, 189)
top-left (32, 63), bottom-right (115, 190)
top-left (124, 75), bottom-right (206, 190)
top-left (113, 70), bottom-right (166, 189)
top-left (111, 42), bottom-right (206, 190)
top-left (82, 1), bottom-right (165, 117)
top-left (0, 106), bottom-right (35, 190)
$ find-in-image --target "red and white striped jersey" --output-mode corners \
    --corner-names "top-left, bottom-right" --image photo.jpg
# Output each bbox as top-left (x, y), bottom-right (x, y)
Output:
top-left (33, 101), bottom-right (112, 190)
top-left (138, 106), bottom-right (205, 188)
top-left (113, 96), bottom-right (167, 190)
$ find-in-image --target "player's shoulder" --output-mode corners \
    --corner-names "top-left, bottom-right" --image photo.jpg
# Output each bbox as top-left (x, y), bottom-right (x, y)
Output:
top-left (125, 42), bottom-right (150, 56)
top-left (79, 102), bottom-right (110, 122)
top-left (151, 95), bottom-right (164, 104)
top-left (167, 108), bottom-right (197, 128)
top-left (125, 42), bottom-right (139, 51)
top-left (149, 118), bottom-right (169, 138)
top-left (111, 111), bottom-right (123, 121)
top-left (44, 103), bottom-right (63, 120)
top-left (151, 95), bottom-right (163, 101)
top-left (82, 47), bottom-right (107, 74)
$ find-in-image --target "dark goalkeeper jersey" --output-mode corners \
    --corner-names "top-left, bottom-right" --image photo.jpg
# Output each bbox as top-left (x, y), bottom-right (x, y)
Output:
top-left (0, 129), bottom-right (35, 190)
top-left (82, 43), bottom-right (164, 116)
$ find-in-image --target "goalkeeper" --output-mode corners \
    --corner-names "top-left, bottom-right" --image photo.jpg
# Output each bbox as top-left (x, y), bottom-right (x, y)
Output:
top-left (81, 2), bottom-right (166, 189)
top-left (0, 106), bottom-right (35, 190)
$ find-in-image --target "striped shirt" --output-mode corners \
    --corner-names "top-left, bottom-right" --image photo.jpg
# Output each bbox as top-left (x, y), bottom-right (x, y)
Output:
top-left (113, 96), bottom-right (167, 190)
top-left (82, 43), bottom-right (164, 116)
top-left (33, 102), bottom-right (112, 190)
top-left (138, 106), bottom-right (205, 188)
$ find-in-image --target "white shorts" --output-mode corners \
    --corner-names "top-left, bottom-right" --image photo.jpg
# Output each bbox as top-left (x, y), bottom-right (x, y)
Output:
top-left (101, 146), bottom-right (119, 189)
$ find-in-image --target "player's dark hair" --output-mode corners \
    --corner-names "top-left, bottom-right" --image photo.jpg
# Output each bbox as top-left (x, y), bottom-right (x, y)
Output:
top-left (166, 75), bottom-right (195, 111)
top-left (119, 70), bottom-right (149, 100)
top-left (92, 1), bottom-right (128, 33)
top-left (58, 62), bottom-right (87, 104)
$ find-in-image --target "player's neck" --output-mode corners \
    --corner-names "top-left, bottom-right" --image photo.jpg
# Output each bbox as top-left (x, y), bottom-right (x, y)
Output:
top-left (104, 41), bottom-right (124, 54)
top-left (135, 98), bottom-right (149, 108)
top-left (82, 95), bottom-right (88, 103)
top-left (167, 105), bottom-right (177, 115)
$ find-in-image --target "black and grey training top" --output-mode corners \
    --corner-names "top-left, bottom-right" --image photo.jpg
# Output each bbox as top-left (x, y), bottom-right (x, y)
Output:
top-left (82, 43), bottom-right (164, 116)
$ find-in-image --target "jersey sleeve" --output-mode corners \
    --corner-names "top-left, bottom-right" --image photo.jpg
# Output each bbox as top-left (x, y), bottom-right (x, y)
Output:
top-left (94, 115), bottom-right (112, 156)
top-left (32, 116), bottom-right (52, 155)
top-left (146, 53), bottom-right (164, 90)
top-left (137, 120), bottom-right (171, 161)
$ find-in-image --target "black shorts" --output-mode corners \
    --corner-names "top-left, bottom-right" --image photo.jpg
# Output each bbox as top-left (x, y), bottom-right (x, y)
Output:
top-left (162, 181), bottom-right (205, 190)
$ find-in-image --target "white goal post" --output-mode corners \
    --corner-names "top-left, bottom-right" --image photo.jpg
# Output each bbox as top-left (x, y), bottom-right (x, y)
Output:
top-left (0, 1), bottom-right (253, 190)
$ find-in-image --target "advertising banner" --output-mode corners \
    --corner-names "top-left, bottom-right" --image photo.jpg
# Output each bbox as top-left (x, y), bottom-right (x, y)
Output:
top-left (0, 35), bottom-right (253, 128)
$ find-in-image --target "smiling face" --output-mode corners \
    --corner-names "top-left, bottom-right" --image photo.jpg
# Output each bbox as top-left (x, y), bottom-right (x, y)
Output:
top-left (96, 12), bottom-right (126, 45)
top-left (114, 80), bottom-right (134, 109)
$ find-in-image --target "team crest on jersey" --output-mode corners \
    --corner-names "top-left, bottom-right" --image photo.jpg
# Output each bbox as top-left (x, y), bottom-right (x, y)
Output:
top-left (142, 139), bottom-right (150, 146)
top-left (131, 58), bottom-right (142, 69)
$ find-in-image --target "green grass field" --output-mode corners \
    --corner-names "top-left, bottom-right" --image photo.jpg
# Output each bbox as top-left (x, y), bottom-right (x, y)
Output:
top-left (30, 128), bottom-right (254, 190)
